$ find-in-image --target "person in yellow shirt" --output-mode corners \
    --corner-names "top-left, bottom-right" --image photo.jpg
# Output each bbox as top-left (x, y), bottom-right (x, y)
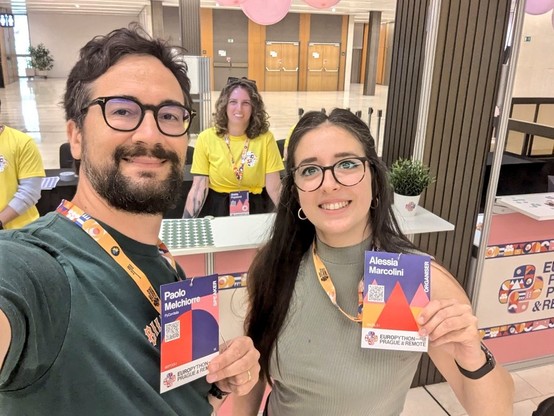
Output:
top-left (0, 122), bottom-right (45, 229)
top-left (184, 78), bottom-right (284, 218)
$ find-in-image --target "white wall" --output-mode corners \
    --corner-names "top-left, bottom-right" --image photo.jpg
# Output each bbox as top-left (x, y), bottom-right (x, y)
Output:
top-left (28, 12), bottom-right (137, 78)
top-left (513, 12), bottom-right (554, 97)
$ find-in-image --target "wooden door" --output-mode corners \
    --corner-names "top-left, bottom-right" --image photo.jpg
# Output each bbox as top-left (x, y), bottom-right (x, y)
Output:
top-left (307, 43), bottom-right (340, 91)
top-left (321, 43), bottom-right (339, 91)
top-left (265, 42), bottom-right (299, 91)
top-left (280, 43), bottom-right (299, 91)
top-left (307, 43), bottom-right (324, 91)
top-left (265, 42), bottom-right (282, 91)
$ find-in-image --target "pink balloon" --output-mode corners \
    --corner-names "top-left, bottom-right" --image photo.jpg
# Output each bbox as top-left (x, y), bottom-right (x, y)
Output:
top-left (216, 0), bottom-right (244, 5)
top-left (240, 0), bottom-right (292, 25)
top-left (524, 0), bottom-right (554, 15)
top-left (303, 0), bottom-right (341, 9)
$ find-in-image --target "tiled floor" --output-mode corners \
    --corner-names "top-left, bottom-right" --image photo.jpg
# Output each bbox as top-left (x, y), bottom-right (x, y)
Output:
top-left (2, 78), bottom-right (552, 415)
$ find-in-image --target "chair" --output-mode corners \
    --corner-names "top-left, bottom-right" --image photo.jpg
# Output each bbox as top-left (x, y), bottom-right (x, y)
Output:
top-left (276, 140), bottom-right (285, 160)
top-left (59, 142), bottom-right (74, 169)
top-left (186, 146), bottom-right (195, 165)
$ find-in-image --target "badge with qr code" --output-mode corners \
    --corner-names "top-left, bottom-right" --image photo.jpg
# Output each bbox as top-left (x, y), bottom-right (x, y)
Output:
top-left (159, 275), bottom-right (219, 393)
top-left (361, 251), bottom-right (431, 352)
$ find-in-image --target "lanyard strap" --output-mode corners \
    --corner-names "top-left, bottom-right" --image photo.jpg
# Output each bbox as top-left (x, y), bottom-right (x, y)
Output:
top-left (312, 242), bottom-right (363, 323)
top-left (56, 200), bottom-right (178, 314)
top-left (224, 134), bottom-right (250, 182)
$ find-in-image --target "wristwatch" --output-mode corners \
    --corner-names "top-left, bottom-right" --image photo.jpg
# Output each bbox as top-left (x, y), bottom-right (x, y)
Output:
top-left (456, 342), bottom-right (496, 380)
top-left (208, 383), bottom-right (230, 400)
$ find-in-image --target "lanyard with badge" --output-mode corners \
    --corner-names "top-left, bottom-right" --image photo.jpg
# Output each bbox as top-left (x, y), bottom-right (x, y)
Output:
top-left (223, 134), bottom-right (251, 215)
top-left (312, 241), bottom-right (364, 323)
top-left (56, 199), bottom-right (177, 314)
top-left (57, 200), bottom-right (223, 390)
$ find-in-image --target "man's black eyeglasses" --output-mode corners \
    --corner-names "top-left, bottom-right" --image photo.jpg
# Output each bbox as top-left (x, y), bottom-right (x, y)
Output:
top-left (81, 96), bottom-right (196, 137)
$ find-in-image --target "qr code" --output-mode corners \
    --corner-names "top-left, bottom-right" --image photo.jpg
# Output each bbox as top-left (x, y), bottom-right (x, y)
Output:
top-left (164, 321), bottom-right (181, 342)
top-left (366, 285), bottom-right (385, 302)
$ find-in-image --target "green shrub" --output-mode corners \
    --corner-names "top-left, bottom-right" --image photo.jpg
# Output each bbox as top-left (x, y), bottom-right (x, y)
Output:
top-left (389, 158), bottom-right (435, 196)
top-left (28, 43), bottom-right (54, 71)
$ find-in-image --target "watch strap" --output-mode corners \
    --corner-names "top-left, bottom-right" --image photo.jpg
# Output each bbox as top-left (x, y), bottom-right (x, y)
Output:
top-left (455, 342), bottom-right (496, 380)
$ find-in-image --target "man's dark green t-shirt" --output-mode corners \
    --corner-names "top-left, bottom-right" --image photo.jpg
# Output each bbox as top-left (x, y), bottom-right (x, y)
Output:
top-left (0, 212), bottom-right (212, 415)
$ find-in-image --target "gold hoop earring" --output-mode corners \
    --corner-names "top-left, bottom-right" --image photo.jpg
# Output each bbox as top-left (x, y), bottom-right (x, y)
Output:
top-left (298, 208), bottom-right (307, 220)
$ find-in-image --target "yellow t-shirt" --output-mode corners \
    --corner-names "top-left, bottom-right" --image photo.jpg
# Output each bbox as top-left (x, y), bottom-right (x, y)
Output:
top-left (0, 126), bottom-right (45, 229)
top-left (191, 127), bottom-right (284, 194)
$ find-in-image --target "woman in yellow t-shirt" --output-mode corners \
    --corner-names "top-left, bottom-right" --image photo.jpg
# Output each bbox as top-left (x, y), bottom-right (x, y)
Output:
top-left (184, 78), bottom-right (284, 218)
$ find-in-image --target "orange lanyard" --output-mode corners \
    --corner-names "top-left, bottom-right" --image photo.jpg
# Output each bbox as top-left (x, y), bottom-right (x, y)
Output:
top-left (56, 200), bottom-right (177, 314)
top-left (312, 242), bottom-right (364, 323)
top-left (224, 134), bottom-right (250, 182)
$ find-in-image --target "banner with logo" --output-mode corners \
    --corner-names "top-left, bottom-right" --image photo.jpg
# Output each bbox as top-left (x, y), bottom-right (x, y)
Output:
top-left (476, 239), bottom-right (554, 339)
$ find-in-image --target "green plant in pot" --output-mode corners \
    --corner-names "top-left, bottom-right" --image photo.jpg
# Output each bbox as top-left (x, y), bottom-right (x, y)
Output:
top-left (28, 43), bottom-right (54, 78)
top-left (389, 158), bottom-right (435, 216)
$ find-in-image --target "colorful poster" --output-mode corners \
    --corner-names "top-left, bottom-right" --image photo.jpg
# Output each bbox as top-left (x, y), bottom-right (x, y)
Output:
top-left (476, 251), bottom-right (554, 339)
top-left (229, 191), bottom-right (249, 216)
top-left (159, 275), bottom-right (219, 393)
top-left (361, 251), bottom-right (431, 352)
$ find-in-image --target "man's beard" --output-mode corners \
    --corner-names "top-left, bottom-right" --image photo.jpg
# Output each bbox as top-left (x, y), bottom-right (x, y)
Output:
top-left (82, 142), bottom-right (184, 215)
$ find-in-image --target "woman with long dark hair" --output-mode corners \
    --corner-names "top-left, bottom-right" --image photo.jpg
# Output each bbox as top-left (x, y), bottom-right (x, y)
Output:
top-left (234, 109), bottom-right (513, 415)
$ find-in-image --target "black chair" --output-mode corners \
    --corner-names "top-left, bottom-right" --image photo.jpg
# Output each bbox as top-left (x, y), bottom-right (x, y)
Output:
top-left (59, 142), bottom-right (74, 169)
top-left (276, 140), bottom-right (285, 160)
top-left (186, 146), bottom-right (195, 165)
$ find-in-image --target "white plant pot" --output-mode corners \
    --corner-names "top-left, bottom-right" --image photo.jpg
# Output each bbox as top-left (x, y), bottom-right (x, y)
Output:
top-left (394, 193), bottom-right (421, 217)
top-left (25, 68), bottom-right (35, 77)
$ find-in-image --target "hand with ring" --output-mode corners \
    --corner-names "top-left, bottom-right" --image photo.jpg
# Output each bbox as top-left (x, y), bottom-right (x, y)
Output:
top-left (206, 336), bottom-right (260, 396)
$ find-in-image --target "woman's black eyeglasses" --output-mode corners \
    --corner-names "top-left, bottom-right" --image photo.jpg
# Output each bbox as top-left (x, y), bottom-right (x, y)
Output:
top-left (292, 157), bottom-right (369, 192)
top-left (81, 96), bottom-right (196, 137)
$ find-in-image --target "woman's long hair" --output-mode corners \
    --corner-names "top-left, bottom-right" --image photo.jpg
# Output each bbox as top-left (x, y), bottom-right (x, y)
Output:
top-left (246, 108), bottom-right (417, 383)
top-left (213, 79), bottom-right (269, 139)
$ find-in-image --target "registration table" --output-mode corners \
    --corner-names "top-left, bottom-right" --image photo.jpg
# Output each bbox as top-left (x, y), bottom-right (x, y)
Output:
top-left (160, 210), bottom-right (455, 341)
top-left (37, 166), bottom-right (193, 217)
top-left (37, 169), bottom-right (79, 216)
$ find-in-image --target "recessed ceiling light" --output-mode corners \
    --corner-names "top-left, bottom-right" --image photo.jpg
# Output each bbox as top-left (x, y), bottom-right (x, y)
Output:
top-left (75, 4), bottom-right (80, 8)
top-left (331, 7), bottom-right (336, 12)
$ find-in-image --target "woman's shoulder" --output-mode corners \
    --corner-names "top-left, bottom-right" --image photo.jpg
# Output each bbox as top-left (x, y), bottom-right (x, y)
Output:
top-left (198, 126), bottom-right (218, 138)
top-left (252, 130), bottom-right (275, 142)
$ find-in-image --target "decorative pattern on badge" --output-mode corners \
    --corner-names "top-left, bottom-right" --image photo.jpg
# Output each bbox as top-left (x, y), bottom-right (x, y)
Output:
top-left (485, 239), bottom-right (554, 259)
top-left (160, 218), bottom-right (214, 250)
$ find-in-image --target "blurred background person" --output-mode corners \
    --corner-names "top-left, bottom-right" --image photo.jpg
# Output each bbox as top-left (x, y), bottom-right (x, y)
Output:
top-left (184, 78), bottom-right (283, 218)
top-left (0, 104), bottom-right (45, 229)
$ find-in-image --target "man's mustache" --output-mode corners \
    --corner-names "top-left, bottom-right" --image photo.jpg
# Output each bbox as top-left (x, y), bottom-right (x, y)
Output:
top-left (113, 144), bottom-right (181, 165)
